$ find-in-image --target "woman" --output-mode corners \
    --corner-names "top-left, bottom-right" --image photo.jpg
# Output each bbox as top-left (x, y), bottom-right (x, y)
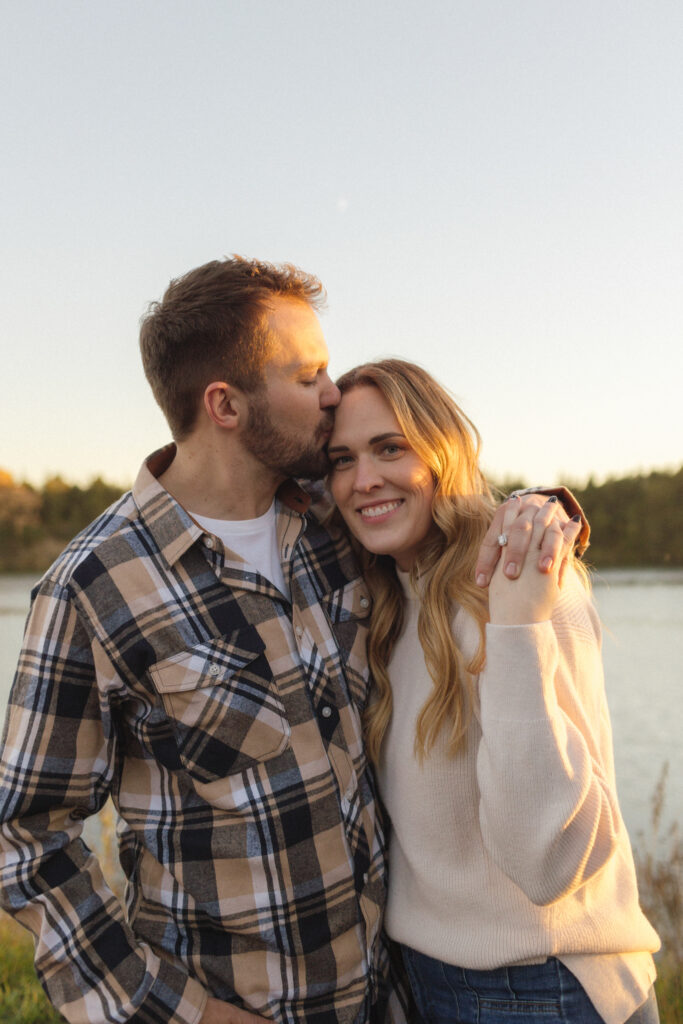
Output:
top-left (326, 359), bottom-right (659, 1024)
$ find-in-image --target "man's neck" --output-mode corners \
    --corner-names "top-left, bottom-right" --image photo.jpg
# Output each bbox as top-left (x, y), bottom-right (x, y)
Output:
top-left (158, 436), bottom-right (284, 521)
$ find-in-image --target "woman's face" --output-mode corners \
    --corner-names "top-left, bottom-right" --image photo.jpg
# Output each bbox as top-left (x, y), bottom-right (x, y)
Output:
top-left (327, 385), bottom-right (436, 571)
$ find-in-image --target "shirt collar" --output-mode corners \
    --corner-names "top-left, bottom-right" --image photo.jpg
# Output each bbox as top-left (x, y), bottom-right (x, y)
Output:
top-left (133, 443), bottom-right (314, 568)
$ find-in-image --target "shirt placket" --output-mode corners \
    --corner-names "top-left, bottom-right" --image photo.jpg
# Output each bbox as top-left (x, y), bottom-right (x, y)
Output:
top-left (201, 509), bottom-right (381, 1009)
top-left (283, 518), bottom-right (381, 992)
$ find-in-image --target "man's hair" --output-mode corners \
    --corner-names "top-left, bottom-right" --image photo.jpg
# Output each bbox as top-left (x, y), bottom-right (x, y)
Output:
top-left (139, 256), bottom-right (325, 439)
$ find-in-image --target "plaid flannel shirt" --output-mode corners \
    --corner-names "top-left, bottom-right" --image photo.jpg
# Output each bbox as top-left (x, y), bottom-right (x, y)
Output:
top-left (0, 446), bottom-right (409, 1024)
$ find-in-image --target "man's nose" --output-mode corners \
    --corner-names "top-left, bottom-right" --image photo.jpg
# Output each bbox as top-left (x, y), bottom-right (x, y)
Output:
top-left (320, 374), bottom-right (341, 408)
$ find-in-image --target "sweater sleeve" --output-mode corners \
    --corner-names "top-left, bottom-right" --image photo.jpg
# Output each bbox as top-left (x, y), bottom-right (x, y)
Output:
top-left (476, 571), bottom-right (622, 906)
top-left (0, 579), bottom-right (207, 1024)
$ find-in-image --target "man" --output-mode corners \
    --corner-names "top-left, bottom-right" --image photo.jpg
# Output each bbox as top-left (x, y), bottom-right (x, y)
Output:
top-left (0, 258), bottom-right (586, 1024)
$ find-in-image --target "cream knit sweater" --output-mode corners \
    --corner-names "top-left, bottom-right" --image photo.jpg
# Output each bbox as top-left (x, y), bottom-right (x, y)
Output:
top-left (378, 570), bottom-right (659, 1024)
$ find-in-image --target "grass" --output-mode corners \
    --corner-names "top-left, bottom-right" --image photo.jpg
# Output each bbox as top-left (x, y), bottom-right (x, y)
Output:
top-left (0, 782), bottom-right (681, 1023)
top-left (632, 762), bottom-right (683, 1023)
top-left (0, 917), bottom-right (64, 1023)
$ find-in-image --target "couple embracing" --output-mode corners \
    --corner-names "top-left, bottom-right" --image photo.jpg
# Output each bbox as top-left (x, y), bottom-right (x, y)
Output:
top-left (0, 257), bottom-right (658, 1024)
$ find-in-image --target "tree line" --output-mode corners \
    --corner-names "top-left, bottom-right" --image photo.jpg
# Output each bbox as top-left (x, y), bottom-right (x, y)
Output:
top-left (0, 465), bottom-right (681, 574)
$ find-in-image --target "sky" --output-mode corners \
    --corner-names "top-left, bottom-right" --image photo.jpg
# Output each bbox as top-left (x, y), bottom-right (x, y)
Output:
top-left (1, 0), bottom-right (682, 489)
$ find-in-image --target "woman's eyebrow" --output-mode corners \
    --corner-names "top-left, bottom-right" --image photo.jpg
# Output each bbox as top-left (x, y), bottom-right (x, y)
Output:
top-left (328, 431), bottom-right (405, 454)
top-left (369, 431), bottom-right (405, 444)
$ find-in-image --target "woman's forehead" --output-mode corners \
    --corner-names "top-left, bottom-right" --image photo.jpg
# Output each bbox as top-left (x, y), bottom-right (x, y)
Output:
top-left (331, 386), bottom-right (400, 439)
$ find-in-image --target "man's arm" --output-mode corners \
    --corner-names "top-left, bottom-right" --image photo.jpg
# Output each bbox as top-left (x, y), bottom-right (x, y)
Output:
top-left (200, 999), bottom-right (271, 1023)
top-left (0, 578), bottom-right (207, 1024)
top-left (475, 487), bottom-right (590, 587)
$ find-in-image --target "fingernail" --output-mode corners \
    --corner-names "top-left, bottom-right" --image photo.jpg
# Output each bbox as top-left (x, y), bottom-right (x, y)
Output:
top-left (476, 573), bottom-right (487, 586)
top-left (505, 562), bottom-right (518, 577)
top-left (545, 495), bottom-right (558, 504)
top-left (541, 556), bottom-right (553, 571)
top-left (570, 513), bottom-right (582, 522)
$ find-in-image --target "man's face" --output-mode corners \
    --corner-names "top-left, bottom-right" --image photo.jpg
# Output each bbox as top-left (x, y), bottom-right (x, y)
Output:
top-left (240, 297), bottom-right (341, 480)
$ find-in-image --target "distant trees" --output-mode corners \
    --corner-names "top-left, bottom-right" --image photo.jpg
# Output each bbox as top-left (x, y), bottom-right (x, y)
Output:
top-left (482, 468), bottom-right (682, 569)
top-left (0, 471), bottom-right (124, 572)
top-left (0, 466), bottom-right (681, 573)
top-left (570, 467), bottom-right (683, 568)
top-left (39, 476), bottom-right (125, 542)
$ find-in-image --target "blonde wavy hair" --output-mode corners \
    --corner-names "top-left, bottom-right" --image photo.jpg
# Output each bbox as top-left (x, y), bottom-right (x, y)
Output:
top-left (331, 359), bottom-right (498, 763)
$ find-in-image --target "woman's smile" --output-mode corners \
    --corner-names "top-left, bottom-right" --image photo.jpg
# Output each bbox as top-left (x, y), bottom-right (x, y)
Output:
top-left (357, 498), bottom-right (405, 520)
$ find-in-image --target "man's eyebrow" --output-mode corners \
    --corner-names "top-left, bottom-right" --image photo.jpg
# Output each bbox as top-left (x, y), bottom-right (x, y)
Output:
top-left (286, 360), bottom-right (328, 372)
top-left (327, 431), bottom-right (404, 454)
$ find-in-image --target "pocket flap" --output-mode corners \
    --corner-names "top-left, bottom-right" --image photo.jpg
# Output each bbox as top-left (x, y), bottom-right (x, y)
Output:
top-left (150, 630), bottom-right (266, 694)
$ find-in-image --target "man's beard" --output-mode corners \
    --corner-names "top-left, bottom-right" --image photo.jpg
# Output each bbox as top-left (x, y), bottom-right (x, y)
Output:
top-left (241, 392), bottom-right (333, 480)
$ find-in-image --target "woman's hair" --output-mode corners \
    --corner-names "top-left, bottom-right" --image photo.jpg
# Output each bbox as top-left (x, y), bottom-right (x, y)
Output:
top-left (332, 359), bottom-right (498, 762)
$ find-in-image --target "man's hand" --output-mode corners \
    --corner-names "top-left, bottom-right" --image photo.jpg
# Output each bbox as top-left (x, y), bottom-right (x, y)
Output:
top-left (475, 494), bottom-right (583, 587)
top-left (200, 997), bottom-right (271, 1024)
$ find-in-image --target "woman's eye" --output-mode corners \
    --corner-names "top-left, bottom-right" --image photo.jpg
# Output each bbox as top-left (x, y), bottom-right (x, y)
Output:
top-left (330, 455), bottom-right (352, 469)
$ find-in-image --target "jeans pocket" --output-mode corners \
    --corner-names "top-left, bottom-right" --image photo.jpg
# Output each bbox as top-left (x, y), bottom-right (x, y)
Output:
top-left (478, 997), bottom-right (560, 1020)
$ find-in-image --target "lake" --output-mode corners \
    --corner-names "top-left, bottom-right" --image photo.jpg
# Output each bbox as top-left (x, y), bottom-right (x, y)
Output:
top-left (0, 569), bottom-right (681, 847)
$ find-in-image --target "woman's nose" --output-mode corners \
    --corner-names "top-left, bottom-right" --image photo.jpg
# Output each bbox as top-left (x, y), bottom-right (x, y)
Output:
top-left (352, 455), bottom-right (383, 492)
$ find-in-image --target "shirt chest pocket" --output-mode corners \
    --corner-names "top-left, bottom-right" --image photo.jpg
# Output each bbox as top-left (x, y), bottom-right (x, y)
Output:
top-left (149, 630), bottom-right (290, 783)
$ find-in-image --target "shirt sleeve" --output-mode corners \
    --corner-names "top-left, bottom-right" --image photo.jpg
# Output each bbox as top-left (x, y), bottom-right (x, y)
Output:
top-left (0, 579), bottom-right (207, 1024)
top-left (475, 571), bottom-right (622, 906)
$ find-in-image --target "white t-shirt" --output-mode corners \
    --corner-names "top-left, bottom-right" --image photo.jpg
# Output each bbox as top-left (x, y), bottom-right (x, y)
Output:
top-left (190, 501), bottom-right (288, 598)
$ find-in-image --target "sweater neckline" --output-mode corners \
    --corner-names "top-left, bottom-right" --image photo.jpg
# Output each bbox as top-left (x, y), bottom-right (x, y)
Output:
top-left (396, 567), bottom-right (422, 601)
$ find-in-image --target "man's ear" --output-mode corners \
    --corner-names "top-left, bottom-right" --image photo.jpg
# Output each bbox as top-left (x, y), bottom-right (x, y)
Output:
top-left (203, 381), bottom-right (249, 430)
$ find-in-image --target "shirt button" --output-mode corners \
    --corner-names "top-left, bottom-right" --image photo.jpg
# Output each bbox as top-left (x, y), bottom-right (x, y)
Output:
top-left (208, 664), bottom-right (220, 677)
top-left (205, 536), bottom-right (214, 549)
top-left (295, 626), bottom-right (303, 638)
top-left (363, 872), bottom-right (369, 885)
top-left (360, 597), bottom-right (369, 609)
top-left (321, 705), bottom-right (333, 718)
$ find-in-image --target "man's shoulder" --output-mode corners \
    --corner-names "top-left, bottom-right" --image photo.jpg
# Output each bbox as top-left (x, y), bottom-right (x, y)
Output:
top-left (38, 489), bottom-right (142, 592)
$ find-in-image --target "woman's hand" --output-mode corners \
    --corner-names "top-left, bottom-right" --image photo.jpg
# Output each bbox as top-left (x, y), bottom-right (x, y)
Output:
top-left (487, 499), bottom-right (580, 625)
top-left (475, 491), bottom-right (585, 586)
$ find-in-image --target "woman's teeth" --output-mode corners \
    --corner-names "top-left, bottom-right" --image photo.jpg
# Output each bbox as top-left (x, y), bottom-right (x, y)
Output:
top-left (360, 500), bottom-right (402, 520)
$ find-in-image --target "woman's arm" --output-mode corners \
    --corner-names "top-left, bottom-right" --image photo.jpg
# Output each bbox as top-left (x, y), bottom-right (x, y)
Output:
top-left (477, 529), bottom-right (622, 905)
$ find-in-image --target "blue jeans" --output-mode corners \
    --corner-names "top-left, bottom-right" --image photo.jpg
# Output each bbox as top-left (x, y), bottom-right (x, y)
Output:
top-left (400, 945), bottom-right (660, 1024)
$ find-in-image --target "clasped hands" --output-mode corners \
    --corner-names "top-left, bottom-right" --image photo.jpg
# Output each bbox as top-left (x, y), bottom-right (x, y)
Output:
top-left (475, 493), bottom-right (584, 626)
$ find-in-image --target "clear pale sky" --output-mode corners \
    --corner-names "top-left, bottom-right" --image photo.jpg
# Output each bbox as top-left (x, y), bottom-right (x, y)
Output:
top-left (1, 1), bottom-right (681, 489)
